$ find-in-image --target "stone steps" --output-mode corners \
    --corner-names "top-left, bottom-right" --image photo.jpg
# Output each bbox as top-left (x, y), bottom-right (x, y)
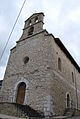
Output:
top-left (0, 113), bottom-right (26, 119)
top-left (63, 108), bottom-right (74, 117)
top-left (0, 113), bottom-right (69, 119)
top-left (0, 103), bottom-right (71, 119)
top-left (0, 114), bottom-right (68, 119)
top-left (0, 102), bottom-right (43, 118)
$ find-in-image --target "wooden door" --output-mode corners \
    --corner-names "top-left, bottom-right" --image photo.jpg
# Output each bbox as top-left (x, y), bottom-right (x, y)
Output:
top-left (16, 82), bottom-right (26, 104)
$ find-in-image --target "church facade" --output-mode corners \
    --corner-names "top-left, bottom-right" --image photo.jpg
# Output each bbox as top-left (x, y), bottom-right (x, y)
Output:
top-left (0, 12), bottom-right (80, 117)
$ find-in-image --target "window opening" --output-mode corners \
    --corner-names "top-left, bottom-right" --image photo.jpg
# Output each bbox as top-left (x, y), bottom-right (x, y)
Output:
top-left (72, 72), bottom-right (74, 83)
top-left (66, 93), bottom-right (70, 108)
top-left (58, 58), bottom-right (61, 71)
top-left (24, 56), bottom-right (29, 64)
top-left (28, 20), bottom-right (32, 26)
top-left (35, 16), bottom-right (38, 23)
top-left (28, 26), bottom-right (34, 36)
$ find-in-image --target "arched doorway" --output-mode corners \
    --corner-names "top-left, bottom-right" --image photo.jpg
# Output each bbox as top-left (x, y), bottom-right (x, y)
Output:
top-left (66, 93), bottom-right (70, 108)
top-left (16, 82), bottom-right (26, 104)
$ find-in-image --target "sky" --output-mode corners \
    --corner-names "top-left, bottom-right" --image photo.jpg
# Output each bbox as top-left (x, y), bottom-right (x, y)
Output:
top-left (0, 0), bottom-right (80, 80)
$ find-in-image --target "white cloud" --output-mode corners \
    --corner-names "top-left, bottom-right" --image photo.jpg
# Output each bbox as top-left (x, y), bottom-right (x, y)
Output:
top-left (42, 0), bottom-right (62, 21)
top-left (68, 7), bottom-right (80, 22)
top-left (0, 16), bottom-right (8, 33)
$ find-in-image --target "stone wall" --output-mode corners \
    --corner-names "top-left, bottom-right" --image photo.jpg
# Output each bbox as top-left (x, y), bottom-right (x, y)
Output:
top-left (45, 34), bottom-right (80, 115)
top-left (0, 102), bottom-right (43, 118)
top-left (1, 31), bottom-right (54, 116)
top-left (0, 102), bottom-right (25, 117)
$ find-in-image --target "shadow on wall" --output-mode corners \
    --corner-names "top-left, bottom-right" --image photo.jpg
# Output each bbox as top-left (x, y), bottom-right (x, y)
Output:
top-left (0, 80), bottom-right (3, 90)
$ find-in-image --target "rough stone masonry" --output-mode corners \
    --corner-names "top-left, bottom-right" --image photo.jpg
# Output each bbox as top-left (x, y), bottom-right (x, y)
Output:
top-left (0, 12), bottom-right (80, 117)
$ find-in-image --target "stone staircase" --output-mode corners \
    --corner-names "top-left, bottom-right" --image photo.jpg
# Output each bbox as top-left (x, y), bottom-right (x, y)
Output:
top-left (0, 102), bottom-right (44, 118)
top-left (63, 108), bottom-right (74, 117)
top-left (0, 103), bottom-right (73, 119)
top-left (0, 114), bottom-right (68, 119)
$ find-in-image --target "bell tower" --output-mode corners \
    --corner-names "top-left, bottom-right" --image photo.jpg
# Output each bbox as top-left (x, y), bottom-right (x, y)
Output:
top-left (20, 12), bottom-right (44, 40)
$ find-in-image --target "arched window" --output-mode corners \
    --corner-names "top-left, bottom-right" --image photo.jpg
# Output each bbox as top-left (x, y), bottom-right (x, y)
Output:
top-left (28, 20), bottom-right (32, 26)
top-left (58, 58), bottom-right (61, 71)
top-left (28, 26), bottom-right (34, 36)
top-left (66, 93), bottom-right (70, 108)
top-left (35, 16), bottom-right (38, 23)
top-left (72, 72), bottom-right (74, 83)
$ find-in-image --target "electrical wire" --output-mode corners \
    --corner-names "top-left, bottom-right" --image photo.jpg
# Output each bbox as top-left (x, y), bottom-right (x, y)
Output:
top-left (0, 0), bottom-right (27, 61)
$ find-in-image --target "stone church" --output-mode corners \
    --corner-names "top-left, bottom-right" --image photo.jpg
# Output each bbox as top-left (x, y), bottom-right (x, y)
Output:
top-left (0, 12), bottom-right (80, 117)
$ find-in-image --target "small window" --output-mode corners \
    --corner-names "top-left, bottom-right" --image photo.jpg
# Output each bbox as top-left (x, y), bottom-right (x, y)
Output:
top-left (35, 16), bottom-right (38, 23)
top-left (58, 58), bottom-right (61, 71)
top-left (28, 26), bottom-right (34, 36)
top-left (28, 20), bottom-right (32, 26)
top-left (24, 56), bottom-right (29, 64)
top-left (72, 72), bottom-right (74, 83)
top-left (66, 93), bottom-right (70, 108)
